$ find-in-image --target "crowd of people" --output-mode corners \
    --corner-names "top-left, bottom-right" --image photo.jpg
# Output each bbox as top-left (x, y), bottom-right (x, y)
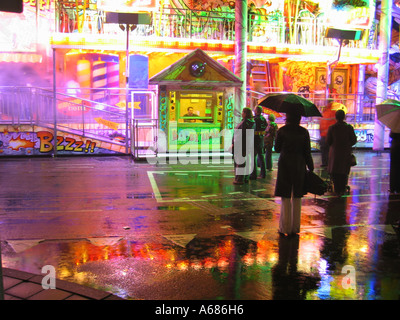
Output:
top-left (232, 102), bottom-right (399, 236)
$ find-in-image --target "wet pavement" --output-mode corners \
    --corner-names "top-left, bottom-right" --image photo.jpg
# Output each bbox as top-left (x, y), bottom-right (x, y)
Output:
top-left (0, 151), bottom-right (399, 300)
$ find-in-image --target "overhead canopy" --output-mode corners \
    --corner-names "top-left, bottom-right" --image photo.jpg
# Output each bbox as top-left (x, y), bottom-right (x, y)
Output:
top-left (149, 48), bottom-right (243, 88)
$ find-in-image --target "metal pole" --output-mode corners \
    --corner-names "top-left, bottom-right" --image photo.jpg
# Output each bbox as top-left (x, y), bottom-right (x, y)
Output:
top-left (125, 24), bottom-right (130, 154)
top-left (234, 0), bottom-right (248, 126)
top-left (373, 0), bottom-right (392, 151)
top-left (53, 48), bottom-right (57, 157)
top-left (357, 65), bottom-right (366, 123)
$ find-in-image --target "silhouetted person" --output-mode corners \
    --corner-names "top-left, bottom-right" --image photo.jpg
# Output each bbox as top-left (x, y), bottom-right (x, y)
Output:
top-left (389, 130), bottom-right (400, 194)
top-left (232, 107), bottom-right (255, 185)
top-left (274, 111), bottom-right (314, 235)
top-left (250, 106), bottom-right (267, 179)
top-left (319, 100), bottom-right (336, 167)
top-left (264, 113), bottom-right (278, 171)
top-left (327, 109), bottom-right (357, 196)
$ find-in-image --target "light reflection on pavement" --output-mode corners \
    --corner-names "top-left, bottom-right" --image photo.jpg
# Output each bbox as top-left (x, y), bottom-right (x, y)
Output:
top-left (1, 151), bottom-right (399, 300)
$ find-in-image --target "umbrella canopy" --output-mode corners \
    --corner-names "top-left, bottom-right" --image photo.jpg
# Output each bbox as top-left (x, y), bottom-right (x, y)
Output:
top-left (258, 93), bottom-right (322, 117)
top-left (376, 99), bottom-right (400, 133)
top-left (261, 106), bottom-right (283, 118)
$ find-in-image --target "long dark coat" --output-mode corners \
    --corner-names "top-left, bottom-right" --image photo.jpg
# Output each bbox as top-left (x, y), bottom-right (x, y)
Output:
top-left (233, 118), bottom-right (255, 157)
top-left (327, 121), bottom-right (357, 175)
top-left (274, 124), bottom-right (314, 198)
top-left (390, 131), bottom-right (400, 192)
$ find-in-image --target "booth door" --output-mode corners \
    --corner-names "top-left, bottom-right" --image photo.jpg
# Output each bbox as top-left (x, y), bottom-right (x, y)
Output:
top-left (131, 90), bottom-right (158, 159)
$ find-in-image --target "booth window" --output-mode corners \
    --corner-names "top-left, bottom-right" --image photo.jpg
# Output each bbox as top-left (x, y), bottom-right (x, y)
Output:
top-left (178, 93), bottom-right (217, 123)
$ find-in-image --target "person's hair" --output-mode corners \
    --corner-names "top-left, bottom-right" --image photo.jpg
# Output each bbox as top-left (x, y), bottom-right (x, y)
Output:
top-left (187, 107), bottom-right (193, 111)
top-left (254, 105), bottom-right (262, 114)
top-left (242, 107), bottom-right (253, 119)
top-left (285, 111), bottom-right (301, 125)
top-left (268, 114), bottom-right (275, 121)
top-left (335, 109), bottom-right (345, 121)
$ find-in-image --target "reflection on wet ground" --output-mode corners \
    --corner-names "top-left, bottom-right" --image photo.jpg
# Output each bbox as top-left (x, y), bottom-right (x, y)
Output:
top-left (1, 151), bottom-right (400, 300)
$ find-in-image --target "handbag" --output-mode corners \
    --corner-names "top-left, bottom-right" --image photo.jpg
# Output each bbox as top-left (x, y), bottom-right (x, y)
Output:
top-left (350, 153), bottom-right (357, 166)
top-left (306, 170), bottom-right (328, 196)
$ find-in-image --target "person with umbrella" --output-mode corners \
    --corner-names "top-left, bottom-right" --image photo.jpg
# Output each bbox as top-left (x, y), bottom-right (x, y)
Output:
top-left (257, 93), bottom-right (320, 235)
top-left (326, 109), bottom-right (357, 196)
top-left (274, 110), bottom-right (314, 236)
top-left (375, 99), bottom-right (400, 194)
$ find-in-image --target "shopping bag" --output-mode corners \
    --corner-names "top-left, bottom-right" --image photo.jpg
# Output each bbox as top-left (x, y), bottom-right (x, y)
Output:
top-left (306, 170), bottom-right (328, 196)
top-left (350, 153), bottom-right (357, 166)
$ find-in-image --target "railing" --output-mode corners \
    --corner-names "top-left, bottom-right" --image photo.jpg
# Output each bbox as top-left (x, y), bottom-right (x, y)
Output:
top-left (0, 86), bottom-right (55, 126)
top-left (56, 7), bottom-right (378, 49)
top-left (131, 119), bottom-right (159, 159)
top-left (246, 89), bottom-right (400, 125)
top-left (0, 86), bottom-right (160, 154)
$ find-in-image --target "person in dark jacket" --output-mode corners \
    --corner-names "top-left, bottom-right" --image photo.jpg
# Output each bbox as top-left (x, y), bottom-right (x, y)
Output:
top-left (326, 109), bottom-right (357, 196)
top-left (389, 130), bottom-right (400, 194)
top-left (264, 113), bottom-right (278, 171)
top-left (233, 107), bottom-right (256, 185)
top-left (250, 106), bottom-right (267, 179)
top-left (319, 100), bottom-right (336, 167)
top-left (274, 110), bottom-right (314, 236)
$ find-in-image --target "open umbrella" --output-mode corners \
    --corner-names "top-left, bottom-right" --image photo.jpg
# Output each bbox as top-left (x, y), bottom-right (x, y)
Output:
top-left (261, 106), bottom-right (283, 118)
top-left (258, 93), bottom-right (322, 117)
top-left (376, 99), bottom-right (400, 133)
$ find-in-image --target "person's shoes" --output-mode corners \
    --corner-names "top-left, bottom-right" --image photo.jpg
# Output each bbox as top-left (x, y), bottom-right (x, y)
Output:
top-left (233, 180), bottom-right (244, 185)
top-left (278, 231), bottom-right (289, 237)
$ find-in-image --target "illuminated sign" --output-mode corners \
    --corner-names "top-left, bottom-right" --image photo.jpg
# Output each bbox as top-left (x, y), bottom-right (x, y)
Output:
top-left (326, 0), bottom-right (375, 29)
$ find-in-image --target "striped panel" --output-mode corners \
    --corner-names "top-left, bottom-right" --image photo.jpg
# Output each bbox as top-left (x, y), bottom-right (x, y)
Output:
top-left (92, 60), bottom-right (107, 105)
top-left (77, 60), bottom-right (91, 89)
top-left (107, 62), bottom-right (120, 105)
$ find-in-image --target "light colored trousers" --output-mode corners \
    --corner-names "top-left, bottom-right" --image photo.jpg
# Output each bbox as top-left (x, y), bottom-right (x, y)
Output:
top-left (279, 196), bottom-right (301, 234)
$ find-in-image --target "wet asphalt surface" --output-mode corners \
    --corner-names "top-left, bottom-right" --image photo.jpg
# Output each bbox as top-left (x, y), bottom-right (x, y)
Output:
top-left (0, 151), bottom-right (399, 300)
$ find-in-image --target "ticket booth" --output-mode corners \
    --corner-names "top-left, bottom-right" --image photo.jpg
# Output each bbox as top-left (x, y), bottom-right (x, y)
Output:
top-left (149, 49), bottom-right (242, 153)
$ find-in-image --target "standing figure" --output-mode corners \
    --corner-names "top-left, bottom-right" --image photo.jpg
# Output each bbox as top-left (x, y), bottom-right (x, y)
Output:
top-left (250, 106), bottom-right (267, 179)
top-left (233, 107), bottom-right (255, 185)
top-left (326, 109), bottom-right (357, 196)
top-left (264, 114), bottom-right (278, 171)
top-left (389, 131), bottom-right (400, 194)
top-left (274, 111), bottom-right (314, 236)
top-left (319, 100), bottom-right (336, 167)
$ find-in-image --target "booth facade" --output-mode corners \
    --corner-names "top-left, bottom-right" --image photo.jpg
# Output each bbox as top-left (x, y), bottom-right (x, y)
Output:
top-left (149, 49), bottom-right (243, 153)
